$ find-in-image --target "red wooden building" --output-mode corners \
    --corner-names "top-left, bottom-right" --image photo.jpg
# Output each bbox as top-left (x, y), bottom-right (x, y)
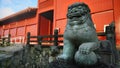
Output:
top-left (0, 7), bottom-right (37, 43)
top-left (0, 0), bottom-right (120, 46)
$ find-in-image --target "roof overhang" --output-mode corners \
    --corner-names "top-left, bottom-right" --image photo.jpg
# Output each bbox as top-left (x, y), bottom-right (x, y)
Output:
top-left (0, 7), bottom-right (37, 25)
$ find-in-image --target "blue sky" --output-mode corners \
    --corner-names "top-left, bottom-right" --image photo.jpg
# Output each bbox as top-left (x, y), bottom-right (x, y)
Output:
top-left (0, 0), bottom-right (37, 19)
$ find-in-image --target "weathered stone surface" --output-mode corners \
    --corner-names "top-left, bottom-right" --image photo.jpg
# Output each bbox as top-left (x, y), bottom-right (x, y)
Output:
top-left (0, 44), bottom-right (119, 68)
top-left (0, 44), bottom-right (62, 68)
top-left (48, 59), bottom-right (115, 68)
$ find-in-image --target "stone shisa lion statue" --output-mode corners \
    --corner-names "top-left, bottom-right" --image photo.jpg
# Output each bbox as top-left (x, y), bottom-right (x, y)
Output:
top-left (49, 2), bottom-right (118, 68)
top-left (58, 2), bottom-right (100, 65)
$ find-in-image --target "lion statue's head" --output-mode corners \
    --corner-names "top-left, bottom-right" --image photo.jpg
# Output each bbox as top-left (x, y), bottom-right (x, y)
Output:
top-left (66, 2), bottom-right (95, 30)
top-left (67, 2), bottom-right (90, 19)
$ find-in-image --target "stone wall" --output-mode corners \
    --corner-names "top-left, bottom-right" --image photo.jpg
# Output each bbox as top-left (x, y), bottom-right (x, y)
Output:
top-left (0, 44), bottom-right (63, 68)
top-left (0, 44), bottom-right (120, 68)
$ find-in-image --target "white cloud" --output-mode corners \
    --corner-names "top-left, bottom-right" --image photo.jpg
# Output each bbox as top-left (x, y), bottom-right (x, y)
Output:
top-left (0, 8), bottom-right (14, 19)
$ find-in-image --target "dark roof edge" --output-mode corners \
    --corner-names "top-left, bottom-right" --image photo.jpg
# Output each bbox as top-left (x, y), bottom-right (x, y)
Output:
top-left (0, 7), bottom-right (37, 24)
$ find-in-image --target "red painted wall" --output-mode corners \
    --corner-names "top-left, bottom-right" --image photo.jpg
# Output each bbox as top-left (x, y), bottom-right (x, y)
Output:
top-left (114, 0), bottom-right (120, 46)
top-left (38, 0), bottom-right (54, 13)
top-left (10, 28), bottom-right (16, 37)
top-left (0, 26), bottom-right (2, 38)
top-left (17, 26), bottom-right (25, 36)
top-left (92, 10), bottom-right (114, 32)
top-left (55, 0), bottom-right (79, 20)
top-left (3, 29), bottom-right (9, 36)
top-left (80, 0), bottom-right (113, 13)
top-left (1, 16), bottom-right (37, 43)
top-left (26, 24), bottom-right (37, 36)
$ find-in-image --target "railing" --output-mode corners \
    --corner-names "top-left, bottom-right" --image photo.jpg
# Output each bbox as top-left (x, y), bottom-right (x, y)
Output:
top-left (26, 29), bottom-right (63, 46)
top-left (27, 25), bottom-right (115, 47)
top-left (0, 34), bottom-right (11, 46)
